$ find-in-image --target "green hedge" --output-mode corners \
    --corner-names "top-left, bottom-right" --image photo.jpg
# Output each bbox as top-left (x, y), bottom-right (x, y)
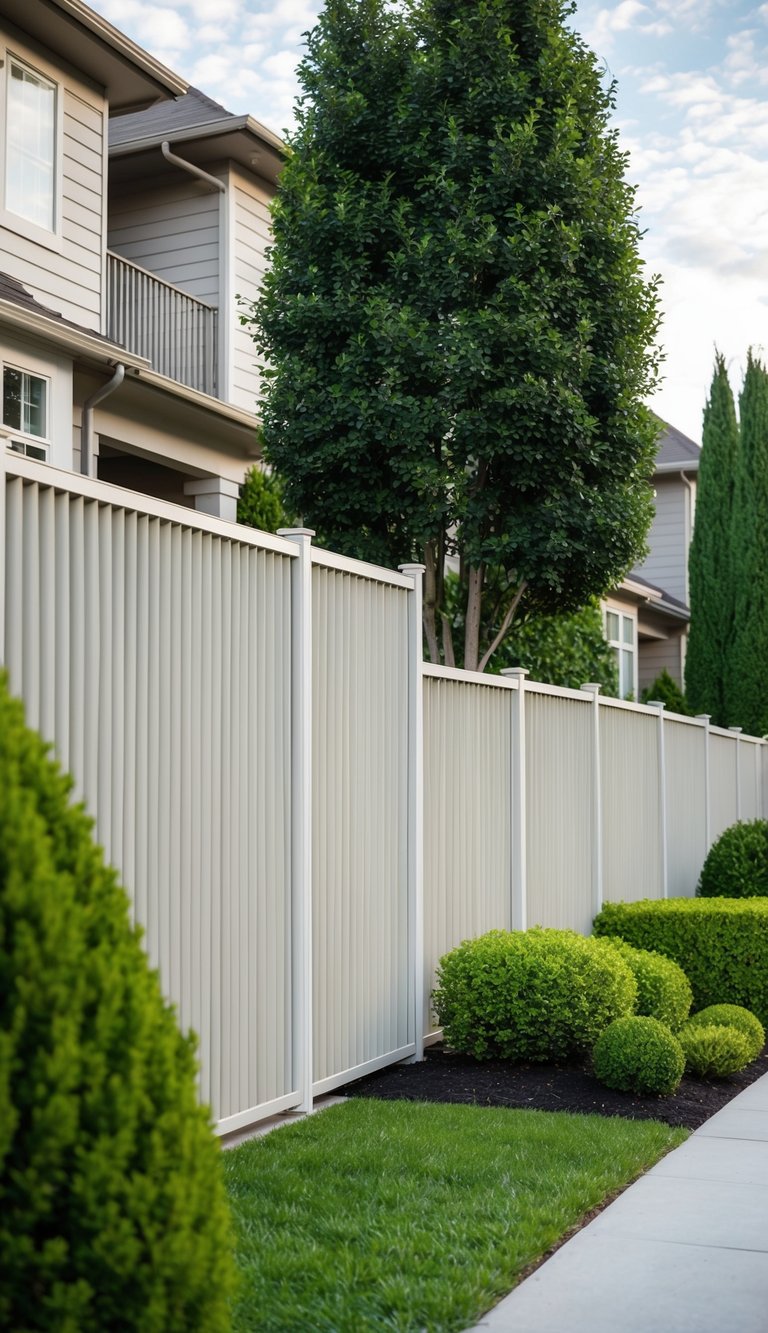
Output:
top-left (0, 677), bottom-right (234, 1330)
top-left (432, 928), bottom-right (636, 1061)
top-left (598, 938), bottom-right (692, 1030)
top-left (593, 897), bottom-right (768, 1028)
top-left (698, 820), bottom-right (768, 898)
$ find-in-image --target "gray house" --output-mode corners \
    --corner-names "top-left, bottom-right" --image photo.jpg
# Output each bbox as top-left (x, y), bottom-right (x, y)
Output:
top-left (0, 0), bottom-right (283, 518)
top-left (603, 423), bottom-right (700, 696)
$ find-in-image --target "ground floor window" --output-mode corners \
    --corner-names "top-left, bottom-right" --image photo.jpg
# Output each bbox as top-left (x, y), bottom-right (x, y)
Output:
top-left (605, 608), bottom-right (636, 699)
top-left (2, 363), bottom-right (49, 460)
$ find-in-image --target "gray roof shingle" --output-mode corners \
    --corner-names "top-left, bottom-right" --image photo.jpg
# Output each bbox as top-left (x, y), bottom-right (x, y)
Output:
top-left (656, 422), bottom-right (701, 470)
top-left (110, 87), bottom-right (236, 148)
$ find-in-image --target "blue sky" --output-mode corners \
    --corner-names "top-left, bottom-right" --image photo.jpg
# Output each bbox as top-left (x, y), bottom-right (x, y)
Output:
top-left (93, 0), bottom-right (768, 441)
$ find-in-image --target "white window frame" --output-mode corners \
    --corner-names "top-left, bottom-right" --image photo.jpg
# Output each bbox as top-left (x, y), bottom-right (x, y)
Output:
top-left (2, 360), bottom-right (51, 461)
top-left (604, 605), bottom-right (638, 700)
top-left (0, 46), bottom-right (63, 252)
top-left (0, 336), bottom-right (72, 471)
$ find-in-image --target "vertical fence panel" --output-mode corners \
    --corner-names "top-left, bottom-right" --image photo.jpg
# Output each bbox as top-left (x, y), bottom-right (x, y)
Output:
top-left (525, 689), bottom-right (594, 934)
top-left (601, 704), bottom-right (663, 901)
top-left (664, 719), bottom-right (707, 896)
top-left (423, 672), bottom-right (512, 1035)
top-left (739, 740), bottom-right (760, 821)
top-left (3, 462), bottom-right (297, 1132)
top-left (311, 561), bottom-right (411, 1092)
top-left (710, 731), bottom-right (739, 841)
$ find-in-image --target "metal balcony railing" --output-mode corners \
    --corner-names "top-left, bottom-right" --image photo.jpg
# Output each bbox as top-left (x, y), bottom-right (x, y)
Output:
top-left (106, 251), bottom-right (218, 397)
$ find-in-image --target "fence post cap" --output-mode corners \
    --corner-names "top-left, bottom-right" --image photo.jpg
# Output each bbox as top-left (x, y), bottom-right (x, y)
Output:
top-left (500, 667), bottom-right (529, 679)
top-left (728, 726), bottom-right (743, 734)
top-left (695, 713), bottom-right (712, 722)
top-left (398, 562), bottom-right (426, 575)
top-left (277, 527), bottom-right (315, 539)
top-left (647, 700), bottom-right (666, 711)
top-left (580, 682), bottom-right (602, 695)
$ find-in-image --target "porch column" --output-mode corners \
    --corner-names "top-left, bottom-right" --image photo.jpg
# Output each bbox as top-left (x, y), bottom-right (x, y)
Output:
top-left (183, 476), bottom-right (240, 521)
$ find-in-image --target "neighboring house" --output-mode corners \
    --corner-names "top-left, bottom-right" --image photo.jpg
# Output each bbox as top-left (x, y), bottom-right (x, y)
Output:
top-left (603, 422), bottom-right (700, 697)
top-left (0, 0), bottom-right (284, 518)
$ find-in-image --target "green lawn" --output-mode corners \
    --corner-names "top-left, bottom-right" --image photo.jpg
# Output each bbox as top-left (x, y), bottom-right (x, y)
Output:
top-left (223, 1098), bottom-right (686, 1332)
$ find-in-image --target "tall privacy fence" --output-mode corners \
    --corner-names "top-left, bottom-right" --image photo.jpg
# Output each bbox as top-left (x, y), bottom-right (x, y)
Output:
top-left (3, 452), bottom-right (767, 1133)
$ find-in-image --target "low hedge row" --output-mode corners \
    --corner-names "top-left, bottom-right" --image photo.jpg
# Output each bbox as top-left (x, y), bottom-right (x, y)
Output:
top-left (593, 898), bottom-right (768, 1028)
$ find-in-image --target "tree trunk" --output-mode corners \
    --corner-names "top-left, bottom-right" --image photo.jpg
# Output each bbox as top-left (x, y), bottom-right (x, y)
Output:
top-left (423, 541), bottom-right (440, 664)
top-left (464, 565), bottom-right (484, 671)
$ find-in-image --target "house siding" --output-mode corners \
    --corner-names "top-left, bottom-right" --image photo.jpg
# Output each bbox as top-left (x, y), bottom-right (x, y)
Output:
top-left (632, 476), bottom-right (690, 605)
top-left (638, 632), bottom-right (685, 694)
top-left (0, 27), bottom-right (104, 330)
top-left (107, 180), bottom-right (221, 309)
top-left (231, 170), bottom-right (271, 414)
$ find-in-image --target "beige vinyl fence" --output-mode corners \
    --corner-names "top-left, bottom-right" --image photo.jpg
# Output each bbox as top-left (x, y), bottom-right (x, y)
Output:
top-left (3, 452), bottom-right (766, 1131)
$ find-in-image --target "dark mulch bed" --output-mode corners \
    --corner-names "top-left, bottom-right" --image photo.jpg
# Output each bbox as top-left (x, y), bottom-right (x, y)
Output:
top-left (341, 1042), bottom-right (768, 1130)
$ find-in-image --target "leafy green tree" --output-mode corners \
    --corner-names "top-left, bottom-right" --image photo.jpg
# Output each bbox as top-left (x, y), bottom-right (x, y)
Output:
top-left (238, 463), bottom-right (294, 533)
top-left (248, 0), bottom-right (661, 670)
top-left (728, 352), bottom-right (768, 735)
top-left (685, 353), bottom-right (739, 724)
top-left (641, 669), bottom-right (690, 716)
top-left (0, 676), bottom-right (234, 1330)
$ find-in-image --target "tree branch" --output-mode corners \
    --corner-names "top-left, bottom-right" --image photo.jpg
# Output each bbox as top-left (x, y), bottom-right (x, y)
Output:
top-left (477, 579), bottom-right (529, 673)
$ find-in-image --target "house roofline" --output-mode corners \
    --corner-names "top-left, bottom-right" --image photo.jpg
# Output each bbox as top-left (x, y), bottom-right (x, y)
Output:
top-left (109, 116), bottom-right (287, 174)
top-left (654, 459), bottom-right (699, 475)
top-left (0, 299), bottom-right (149, 370)
top-left (50, 0), bottom-right (187, 98)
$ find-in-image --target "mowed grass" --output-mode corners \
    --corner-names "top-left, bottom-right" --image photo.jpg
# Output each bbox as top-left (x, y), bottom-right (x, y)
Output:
top-left (223, 1097), bottom-right (686, 1332)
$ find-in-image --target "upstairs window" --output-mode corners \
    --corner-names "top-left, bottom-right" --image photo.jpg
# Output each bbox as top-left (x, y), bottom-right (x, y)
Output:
top-left (605, 608), bottom-right (636, 700)
top-left (5, 57), bottom-right (57, 232)
top-left (2, 364), bottom-right (49, 461)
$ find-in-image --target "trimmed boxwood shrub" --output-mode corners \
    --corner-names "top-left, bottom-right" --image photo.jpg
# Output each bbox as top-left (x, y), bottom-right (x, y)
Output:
top-left (678, 1023), bottom-right (752, 1078)
top-left (593, 1017), bottom-right (685, 1095)
top-left (600, 938), bottom-right (692, 1030)
top-left (593, 897), bottom-right (768, 1028)
top-left (0, 677), bottom-right (235, 1331)
top-left (686, 1004), bottom-right (765, 1062)
top-left (698, 819), bottom-right (768, 898)
top-left (432, 927), bottom-right (637, 1062)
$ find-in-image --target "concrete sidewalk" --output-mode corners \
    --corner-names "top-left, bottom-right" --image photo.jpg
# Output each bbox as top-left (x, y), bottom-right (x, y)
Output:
top-left (469, 1072), bottom-right (768, 1333)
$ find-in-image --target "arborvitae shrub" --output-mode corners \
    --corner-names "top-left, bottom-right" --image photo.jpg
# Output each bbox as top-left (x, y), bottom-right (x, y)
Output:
top-left (432, 928), bottom-right (637, 1061)
top-left (0, 677), bottom-right (235, 1331)
top-left (593, 1017), bottom-right (685, 1096)
top-left (600, 938), bottom-right (692, 1030)
top-left (593, 897), bottom-right (768, 1027)
top-left (697, 820), bottom-right (768, 898)
top-left (686, 1005), bottom-right (765, 1062)
top-left (678, 1023), bottom-right (752, 1079)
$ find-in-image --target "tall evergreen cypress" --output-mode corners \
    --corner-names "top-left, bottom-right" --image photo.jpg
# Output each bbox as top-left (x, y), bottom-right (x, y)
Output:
top-left (685, 353), bottom-right (739, 725)
top-left (728, 351), bottom-right (768, 734)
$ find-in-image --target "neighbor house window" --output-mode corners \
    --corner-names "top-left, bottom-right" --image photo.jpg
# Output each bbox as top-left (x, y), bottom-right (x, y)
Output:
top-left (605, 609), bottom-right (636, 699)
top-left (2, 365), bottom-right (49, 460)
top-left (5, 56), bottom-right (57, 232)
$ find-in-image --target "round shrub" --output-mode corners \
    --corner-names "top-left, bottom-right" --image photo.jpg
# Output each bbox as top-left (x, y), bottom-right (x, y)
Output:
top-left (600, 938), bottom-right (692, 1030)
top-left (686, 1004), bottom-right (765, 1061)
top-left (678, 1023), bottom-right (752, 1078)
top-left (593, 1017), bottom-right (685, 1096)
top-left (698, 819), bottom-right (768, 899)
top-left (432, 927), bottom-right (637, 1062)
top-left (0, 678), bottom-right (234, 1331)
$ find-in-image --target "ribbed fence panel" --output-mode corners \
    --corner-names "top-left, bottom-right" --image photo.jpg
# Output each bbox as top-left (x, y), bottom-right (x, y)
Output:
top-left (311, 561), bottom-right (411, 1091)
top-left (526, 690), bottom-right (594, 934)
top-left (665, 719), bottom-right (706, 896)
top-left (3, 462), bottom-right (296, 1131)
top-left (710, 731), bottom-right (739, 841)
top-left (739, 739), bottom-right (761, 821)
top-left (423, 672), bottom-right (512, 1035)
top-left (601, 704), bottom-right (663, 901)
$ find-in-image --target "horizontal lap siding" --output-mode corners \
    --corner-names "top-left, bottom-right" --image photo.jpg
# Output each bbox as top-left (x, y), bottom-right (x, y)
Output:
top-left (312, 567), bottom-right (410, 1087)
top-left (4, 473), bottom-right (295, 1125)
top-left (526, 693), bottom-right (593, 934)
top-left (231, 176), bottom-right (271, 413)
top-left (2, 84), bottom-right (103, 327)
top-left (601, 706), bottom-right (662, 901)
top-left (423, 678), bottom-right (511, 1034)
top-left (108, 183), bottom-right (220, 308)
top-left (665, 720), bottom-right (706, 896)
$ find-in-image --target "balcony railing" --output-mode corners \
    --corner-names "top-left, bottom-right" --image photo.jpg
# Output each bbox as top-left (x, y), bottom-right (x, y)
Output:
top-left (106, 251), bottom-right (218, 397)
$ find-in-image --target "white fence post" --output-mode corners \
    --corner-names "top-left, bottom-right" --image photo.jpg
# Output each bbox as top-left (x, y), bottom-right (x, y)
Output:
top-left (729, 726), bottom-right (742, 820)
top-left (695, 714), bottom-right (711, 853)
top-left (0, 445), bottom-right (5, 664)
top-left (502, 668), bottom-right (528, 931)
top-left (648, 700), bottom-right (668, 898)
top-left (580, 683), bottom-right (603, 917)
top-left (279, 527), bottom-right (315, 1113)
top-left (399, 563), bottom-right (425, 1059)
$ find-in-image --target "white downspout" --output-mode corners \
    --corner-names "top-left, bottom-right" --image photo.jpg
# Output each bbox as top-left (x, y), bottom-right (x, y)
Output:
top-left (161, 142), bottom-right (226, 194)
top-left (81, 363), bottom-right (125, 477)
